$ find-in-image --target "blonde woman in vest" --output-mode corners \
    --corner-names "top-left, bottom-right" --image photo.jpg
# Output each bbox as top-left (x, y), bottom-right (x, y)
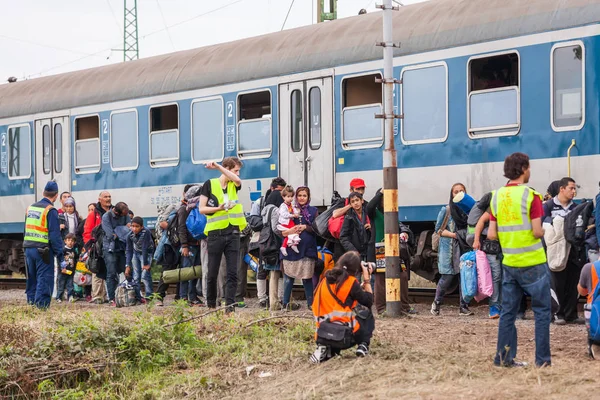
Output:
top-left (199, 157), bottom-right (247, 312)
top-left (488, 152), bottom-right (551, 368)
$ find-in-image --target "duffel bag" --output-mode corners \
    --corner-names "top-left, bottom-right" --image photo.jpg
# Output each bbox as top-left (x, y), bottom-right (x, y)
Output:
top-left (115, 281), bottom-right (138, 308)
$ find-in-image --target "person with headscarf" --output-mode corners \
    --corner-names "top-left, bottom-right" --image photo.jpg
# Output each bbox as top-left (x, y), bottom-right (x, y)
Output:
top-left (430, 183), bottom-right (474, 317)
top-left (261, 188), bottom-right (285, 310)
top-left (58, 197), bottom-right (82, 240)
top-left (280, 186), bottom-right (319, 310)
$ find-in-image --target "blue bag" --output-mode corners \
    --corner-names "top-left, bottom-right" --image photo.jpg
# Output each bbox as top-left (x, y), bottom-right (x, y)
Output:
top-left (460, 251), bottom-right (478, 302)
top-left (186, 208), bottom-right (207, 240)
top-left (589, 263), bottom-right (600, 342)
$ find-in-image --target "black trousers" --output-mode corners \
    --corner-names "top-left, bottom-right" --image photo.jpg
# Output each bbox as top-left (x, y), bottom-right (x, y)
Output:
top-left (551, 257), bottom-right (583, 321)
top-left (235, 235), bottom-right (250, 302)
top-left (156, 263), bottom-right (180, 300)
top-left (206, 232), bottom-right (240, 307)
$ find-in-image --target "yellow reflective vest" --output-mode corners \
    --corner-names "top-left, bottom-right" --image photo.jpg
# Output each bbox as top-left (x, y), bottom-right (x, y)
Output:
top-left (203, 179), bottom-right (247, 235)
top-left (24, 204), bottom-right (53, 245)
top-left (490, 185), bottom-right (547, 267)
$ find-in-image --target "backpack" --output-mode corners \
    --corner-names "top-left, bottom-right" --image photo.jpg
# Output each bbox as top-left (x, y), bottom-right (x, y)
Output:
top-left (91, 224), bottom-right (105, 257)
top-left (564, 200), bottom-right (593, 246)
top-left (186, 207), bottom-right (207, 240)
top-left (589, 263), bottom-right (600, 342)
top-left (248, 197), bottom-right (264, 232)
top-left (166, 214), bottom-right (181, 248)
top-left (115, 281), bottom-right (138, 307)
top-left (327, 199), bottom-right (348, 239)
top-left (259, 207), bottom-right (281, 265)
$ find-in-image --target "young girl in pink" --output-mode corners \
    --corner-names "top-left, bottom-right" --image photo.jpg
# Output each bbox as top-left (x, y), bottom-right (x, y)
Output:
top-left (278, 186), bottom-right (301, 256)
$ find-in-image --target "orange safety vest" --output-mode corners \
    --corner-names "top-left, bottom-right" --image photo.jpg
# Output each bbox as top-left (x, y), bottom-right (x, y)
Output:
top-left (588, 264), bottom-right (599, 305)
top-left (313, 275), bottom-right (360, 340)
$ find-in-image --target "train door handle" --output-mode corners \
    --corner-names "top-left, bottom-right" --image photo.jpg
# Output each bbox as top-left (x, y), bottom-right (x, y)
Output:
top-left (305, 155), bottom-right (313, 171)
top-left (296, 156), bottom-right (304, 171)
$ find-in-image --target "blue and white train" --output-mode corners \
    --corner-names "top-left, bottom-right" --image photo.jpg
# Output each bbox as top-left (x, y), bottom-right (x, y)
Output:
top-left (1, 0), bottom-right (599, 273)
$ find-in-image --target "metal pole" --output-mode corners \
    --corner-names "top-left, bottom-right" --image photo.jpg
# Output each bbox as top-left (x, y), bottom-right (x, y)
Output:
top-left (317, 0), bottom-right (323, 23)
top-left (382, 0), bottom-right (401, 317)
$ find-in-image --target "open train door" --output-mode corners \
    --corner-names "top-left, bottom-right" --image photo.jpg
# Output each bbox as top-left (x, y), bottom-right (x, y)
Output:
top-left (34, 117), bottom-right (70, 199)
top-left (279, 77), bottom-right (334, 206)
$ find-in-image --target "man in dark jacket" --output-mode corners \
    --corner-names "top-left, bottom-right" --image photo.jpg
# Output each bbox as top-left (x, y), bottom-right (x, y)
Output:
top-left (178, 185), bottom-right (203, 306)
top-left (544, 177), bottom-right (584, 325)
top-left (102, 201), bottom-right (130, 306)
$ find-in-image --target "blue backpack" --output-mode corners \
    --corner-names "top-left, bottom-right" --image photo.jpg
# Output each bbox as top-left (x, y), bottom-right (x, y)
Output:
top-left (589, 263), bottom-right (600, 342)
top-left (186, 208), bottom-right (207, 240)
top-left (460, 251), bottom-right (478, 302)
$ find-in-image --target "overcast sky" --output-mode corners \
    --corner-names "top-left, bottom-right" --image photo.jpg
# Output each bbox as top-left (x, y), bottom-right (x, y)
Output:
top-left (0, 0), bottom-right (429, 82)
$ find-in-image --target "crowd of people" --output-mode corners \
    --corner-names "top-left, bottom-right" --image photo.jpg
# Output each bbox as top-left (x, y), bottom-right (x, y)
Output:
top-left (22, 153), bottom-right (600, 366)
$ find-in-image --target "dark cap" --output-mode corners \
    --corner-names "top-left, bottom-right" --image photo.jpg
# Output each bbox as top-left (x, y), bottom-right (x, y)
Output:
top-left (44, 181), bottom-right (58, 193)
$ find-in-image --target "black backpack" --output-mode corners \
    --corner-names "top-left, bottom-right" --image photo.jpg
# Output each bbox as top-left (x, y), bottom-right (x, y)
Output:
top-left (259, 207), bottom-right (281, 265)
top-left (91, 224), bottom-right (105, 257)
top-left (564, 200), bottom-right (593, 246)
top-left (166, 213), bottom-right (181, 248)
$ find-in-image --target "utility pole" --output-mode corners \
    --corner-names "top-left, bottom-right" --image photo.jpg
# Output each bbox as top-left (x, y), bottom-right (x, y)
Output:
top-left (123, 0), bottom-right (139, 61)
top-left (317, 0), bottom-right (337, 23)
top-left (376, 0), bottom-right (402, 316)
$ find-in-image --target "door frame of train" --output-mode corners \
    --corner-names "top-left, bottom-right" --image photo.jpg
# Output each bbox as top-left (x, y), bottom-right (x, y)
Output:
top-left (34, 116), bottom-right (70, 199)
top-left (279, 76), bottom-right (334, 207)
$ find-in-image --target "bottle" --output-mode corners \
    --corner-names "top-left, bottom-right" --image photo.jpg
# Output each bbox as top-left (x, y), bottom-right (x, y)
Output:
top-left (244, 253), bottom-right (259, 272)
top-left (575, 214), bottom-right (584, 241)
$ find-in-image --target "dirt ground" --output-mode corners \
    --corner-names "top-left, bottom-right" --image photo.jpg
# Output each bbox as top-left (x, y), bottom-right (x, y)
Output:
top-left (1, 290), bottom-right (595, 400)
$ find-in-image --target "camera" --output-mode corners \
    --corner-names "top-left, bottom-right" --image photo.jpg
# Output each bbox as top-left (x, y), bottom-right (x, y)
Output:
top-left (360, 261), bottom-right (376, 275)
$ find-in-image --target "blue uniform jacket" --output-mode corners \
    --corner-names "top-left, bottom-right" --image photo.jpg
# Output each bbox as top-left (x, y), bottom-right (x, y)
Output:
top-left (26, 198), bottom-right (64, 263)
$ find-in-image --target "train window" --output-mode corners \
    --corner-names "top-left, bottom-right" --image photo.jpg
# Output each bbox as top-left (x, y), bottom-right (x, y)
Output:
top-left (309, 87), bottom-right (321, 150)
top-left (74, 115), bottom-right (100, 173)
top-left (53, 123), bottom-right (63, 174)
top-left (290, 90), bottom-right (303, 152)
top-left (468, 52), bottom-right (520, 136)
top-left (111, 110), bottom-right (138, 171)
top-left (237, 90), bottom-right (271, 158)
top-left (401, 63), bottom-right (447, 144)
top-left (552, 43), bottom-right (584, 131)
top-left (43, 124), bottom-right (51, 175)
top-left (341, 73), bottom-right (383, 149)
top-left (7, 125), bottom-right (31, 179)
top-left (150, 104), bottom-right (179, 167)
top-left (191, 98), bottom-right (224, 163)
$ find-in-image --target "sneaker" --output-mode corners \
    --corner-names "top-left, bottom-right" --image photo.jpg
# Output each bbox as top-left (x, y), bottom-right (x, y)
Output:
top-left (140, 298), bottom-right (147, 305)
top-left (189, 299), bottom-right (204, 307)
top-left (430, 301), bottom-right (440, 316)
top-left (55, 298), bottom-right (62, 303)
top-left (109, 300), bottom-right (116, 307)
top-left (495, 360), bottom-right (528, 368)
top-left (356, 343), bottom-right (369, 357)
top-left (258, 299), bottom-right (269, 309)
top-left (590, 344), bottom-right (600, 360)
top-left (68, 296), bottom-right (76, 303)
top-left (554, 317), bottom-right (566, 325)
top-left (489, 305), bottom-right (500, 319)
top-left (224, 305), bottom-right (235, 314)
top-left (93, 298), bottom-right (104, 305)
top-left (236, 301), bottom-right (247, 308)
top-left (286, 303), bottom-right (301, 311)
top-left (309, 345), bottom-right (331, 364)
top-left (459, 306), bottom-right (474, 316)
top-left (566, 317), bottom-right (585, 325)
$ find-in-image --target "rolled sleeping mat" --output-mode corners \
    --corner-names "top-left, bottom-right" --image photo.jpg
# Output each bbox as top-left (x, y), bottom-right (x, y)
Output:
top-left (162, 265), bottom-right (202, 284)
top-left (453, 192), bottom-right (476, 214)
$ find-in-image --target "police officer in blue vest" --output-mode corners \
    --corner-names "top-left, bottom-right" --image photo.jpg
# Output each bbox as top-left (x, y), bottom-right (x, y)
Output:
top-left (23, 181), bottom-right (65, 309)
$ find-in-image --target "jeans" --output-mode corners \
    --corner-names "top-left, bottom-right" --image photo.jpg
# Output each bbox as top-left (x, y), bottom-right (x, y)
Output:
top-left (495, 263), bottom-right (552, 367)
top-left (179, 245), bottom-right (200, 301)
top-left (206, 232), bottom-right (240, 307)
top-left (104, 251), bottom-right (126, 301)
top-left (131, 252), bottom-right (153, 300)
top-left (487, 253), bottom-right (503, 309)
top-left (282, 274), bottom-right (314, 308)
top-left (153, 234), bottom-right (168, 262)
top-left (25, 247), bottom-right (54, 309)
top-left (434, 274), bottom-right (468, 308)
top-left (56, 272), bottom-right (74, 300)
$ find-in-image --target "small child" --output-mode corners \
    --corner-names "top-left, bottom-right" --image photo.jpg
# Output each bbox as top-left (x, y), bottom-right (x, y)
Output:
top-left (277, 185), bottom-right (301, 256)
top-left (56, 233), bottom-right (78, 303)
top-left (126, 216), bottom-right (155, 303)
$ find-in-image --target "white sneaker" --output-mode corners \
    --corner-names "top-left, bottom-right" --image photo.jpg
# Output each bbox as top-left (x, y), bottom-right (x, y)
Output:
top-left (356, 343), bottom-right (369, 357)
top-left (309, 345), bottom-right (330, 364)
top-left (55, 298), bottom-right (62, 303)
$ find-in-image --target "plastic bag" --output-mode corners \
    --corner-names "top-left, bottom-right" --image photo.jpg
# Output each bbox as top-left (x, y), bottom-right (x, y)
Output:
top-left (313, 200), bottom-right (345, 242)
top-left (460, 251), bottom-right (478, 302)
top-left (474, 250), bottom-right (493, 302)
top-left (74, 271), bottom-right (92, 287)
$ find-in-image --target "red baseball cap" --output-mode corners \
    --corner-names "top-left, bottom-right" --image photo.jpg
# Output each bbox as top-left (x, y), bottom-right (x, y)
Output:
top-left (350, 178), bottom-right (366, 189)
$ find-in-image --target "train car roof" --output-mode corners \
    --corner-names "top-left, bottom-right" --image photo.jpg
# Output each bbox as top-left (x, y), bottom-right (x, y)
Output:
top-left (1, 0), bottom-right (599, 119)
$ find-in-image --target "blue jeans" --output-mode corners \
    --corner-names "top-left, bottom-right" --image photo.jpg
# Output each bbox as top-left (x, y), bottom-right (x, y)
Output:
top-left (495, 263), bottom-right (552, 367)
top-left (487, 253), bottom-right (502, 309)
top-left (282, 274), bottom-right (314, 308)
top-left (434, 274), bottom-right (468, 308)
top-left (131, 252), bottom-right (153, 300)
top-left (25, 247), bottom-right (55, 309)
top-left (153, 234), bottom-right (168, 262)
top-left (56, 272), bottom-right (74, 300)
top-left (105, 251), bottom-right (126, 301)
top-left (179, 245), bottom-right (200, 302)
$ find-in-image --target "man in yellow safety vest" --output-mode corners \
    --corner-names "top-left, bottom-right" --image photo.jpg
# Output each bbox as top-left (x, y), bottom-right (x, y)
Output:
top-left (199, 157), bottom-right (247, 312)
top-left (23, 181), bottom-right (66, 309)
top-left (488, 152), bottom-right (551, 367)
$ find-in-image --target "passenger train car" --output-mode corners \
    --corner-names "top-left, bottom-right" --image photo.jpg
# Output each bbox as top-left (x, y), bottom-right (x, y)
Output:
top-left (1, 0), bottom-right (599, 273)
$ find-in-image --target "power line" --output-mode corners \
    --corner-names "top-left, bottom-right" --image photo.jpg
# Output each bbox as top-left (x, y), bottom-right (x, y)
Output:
top-left (280, 0), bottom-right (296, 31)
top-left (0, 33), bottom-right (100, 58)
top-left (105, 0), bottom-right (122, 35)
top-left (156, 0), bottom-right (176, 50)
top-left (21, 47), bottom-right (116, 80)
